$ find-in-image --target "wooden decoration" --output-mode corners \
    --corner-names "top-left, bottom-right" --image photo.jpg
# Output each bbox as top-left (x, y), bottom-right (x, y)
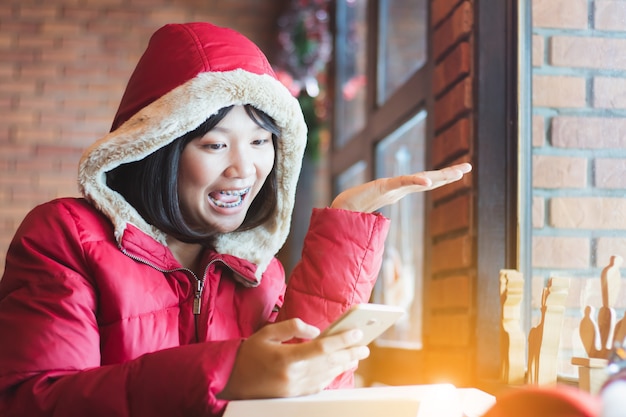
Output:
top-left (573, 255), bottom-right (624, 393)
top-left (527, 276), bottom-right (570, 385)
top-left (499, 269), bottom-right (526, 385)
top-left (598, 255), bottom-right (623, 351)
top-left (578, 255), bottom-right (624, 359)
top-left (571, 357), bottom-right (609, 395)
top-left (579, 305), bottom-right (602, 357)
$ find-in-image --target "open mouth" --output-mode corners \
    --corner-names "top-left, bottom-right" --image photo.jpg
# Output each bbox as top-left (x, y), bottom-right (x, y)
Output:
top-left (208, 187), bottom-right (251, 208)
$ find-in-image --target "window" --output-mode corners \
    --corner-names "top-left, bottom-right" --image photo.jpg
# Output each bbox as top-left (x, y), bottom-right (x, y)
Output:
top-left (332, 0), bottom-right (429, 351)
top-left (528, 0), bottom-right (626, 379)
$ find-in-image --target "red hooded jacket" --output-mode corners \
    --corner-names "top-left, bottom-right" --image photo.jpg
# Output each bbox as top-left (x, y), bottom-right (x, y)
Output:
top-left (0, 23), bottom-right (390, 417)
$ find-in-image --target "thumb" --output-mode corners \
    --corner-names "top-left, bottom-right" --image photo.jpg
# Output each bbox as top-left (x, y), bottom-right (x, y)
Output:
top-left (260, 318), bottom-right (321, 343)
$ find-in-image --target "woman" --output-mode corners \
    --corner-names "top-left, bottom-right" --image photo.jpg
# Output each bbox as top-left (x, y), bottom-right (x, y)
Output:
top-left (0, 22), bottom-right (471, 417)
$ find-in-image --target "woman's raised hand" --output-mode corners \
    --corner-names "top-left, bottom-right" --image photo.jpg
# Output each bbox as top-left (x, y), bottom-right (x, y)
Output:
top-left (331, 162), bottom-right (472, 213)
top-left (218, 319), bottom-right (368, 400)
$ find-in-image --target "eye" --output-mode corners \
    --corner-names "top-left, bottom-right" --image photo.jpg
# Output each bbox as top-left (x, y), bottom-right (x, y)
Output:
top-left (200, 143), bottom-right (225, 150)
top-left (252, 138), bottom-right (271, 146)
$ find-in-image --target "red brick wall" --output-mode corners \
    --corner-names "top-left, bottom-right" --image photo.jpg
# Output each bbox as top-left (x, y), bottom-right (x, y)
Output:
top-left (531, 0), bottom-right (626, 376)
top-left (426, 0), bottom-right (475, 385)
top-left (0, 0), bottom-right (287, 271)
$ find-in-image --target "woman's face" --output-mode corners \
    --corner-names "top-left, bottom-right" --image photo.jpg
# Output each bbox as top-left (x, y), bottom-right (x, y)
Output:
top-left (178, 105), bottom-right (275, 234)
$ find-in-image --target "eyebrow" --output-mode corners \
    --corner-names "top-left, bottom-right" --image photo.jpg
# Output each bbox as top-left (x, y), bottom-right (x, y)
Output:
top-left (211, 125), bottom-right (271, 134)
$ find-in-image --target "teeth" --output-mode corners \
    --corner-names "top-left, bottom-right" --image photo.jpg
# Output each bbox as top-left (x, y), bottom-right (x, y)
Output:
top-left (212, 198), bottom-right (242, 208)
top-left (209, 188), bottom-right (250, 208)
top-left (220, 188), bottom-right (250, 196)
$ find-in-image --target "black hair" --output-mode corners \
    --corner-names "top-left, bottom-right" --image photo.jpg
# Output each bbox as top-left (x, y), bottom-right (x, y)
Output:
top-left (106, 105), bottom-right (280, 245)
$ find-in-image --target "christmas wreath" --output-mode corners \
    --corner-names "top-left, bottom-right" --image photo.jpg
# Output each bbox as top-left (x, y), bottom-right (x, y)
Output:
top-left (274, 0), bottom-right (332, 160)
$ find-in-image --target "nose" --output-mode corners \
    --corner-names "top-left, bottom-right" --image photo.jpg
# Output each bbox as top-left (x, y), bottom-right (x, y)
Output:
top-left (224, 145), bottom-right (256, 178)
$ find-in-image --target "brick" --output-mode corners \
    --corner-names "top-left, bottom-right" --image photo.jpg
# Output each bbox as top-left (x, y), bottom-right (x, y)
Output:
top-left (17, 4), bottom-right (59, 20)
top-left (532, 35), bottom-right (544, 67)
top-left (2, 81), bottom-right (38, 95)
top-left (0, 144), bottom-right (35, 159)
top-left (41, 22), bottom-right (82, 37)
top-left (2, 50), bottom-right (37, 64)
top-left (17, 96), bottom-right (60, 111)
top-left (532, 115), bottom-right (545, 147)
top-left (61, 7), bottom-right (101, 21)
top-left (596, 158), bottom-right (626, 188)
top-left (13, 127), bottom-right (59, 145)
top-left (431, 234), bottom-right (473, 274)
top-left (550, 197), bottom-right (626, 229)
top-left (10, 186), bottom-right (55, 204)
top-left (18, 63), bottom-right (60, 79)
top-left (431, 0), bottom-right (464, 27)
top-left (61, 36), bottom-right (104, 53)
top-left (0, 62), bottom-right (17, 79)
top-left (0, 21), bottom-right (41, 35)
top-left (432, 1), bottom-right (473, 61)
top-left (2, 109), bottom-right (37, 126)
top-left (41, 81), bottom-right (82, 95)
top-left (433, 41), bottom-right (471, 96)
top-left (597, 238), bottom-right (626, 269)
top-left (532, 236), bottom-right (590, 268)
top-left (594, 77), bottom-right (626, 109)
top-left (430, 274), bottom-right (471, 309)
top-left (58, 128), bottom-right (108, 146)
top-left (432, 117), bottom-right (471, 167)
top-left (551, 36), bottom-right (626, 71)
top-left (532, 75), bottom-right (586, 108)
top-left (0, 33), bottom-right (14, 48)
top-left (595, 1), bottom-right (626, 32)
top-left (552, 116), bottom-right (626, 149)
top-left (532, 155), bottom-right (587, 188)
top-left (434, 77), bottom-right (472, 130)
top-left (0, 96), bottom-right (15, 112)
top-left (41, 47), bottom-right (81, 63)
top-left (532, 0), bottom-right (588, 29)
top-left (431, 194), bottom-right (471, 237)
top-left (533, 196), bottom-right (545, 228)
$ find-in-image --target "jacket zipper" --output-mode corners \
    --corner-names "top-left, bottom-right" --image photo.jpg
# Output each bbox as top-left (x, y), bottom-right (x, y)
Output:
top-left (119, 245), bottom-right (210, 314)
top-left (119, 246), bottom-right (241, 341)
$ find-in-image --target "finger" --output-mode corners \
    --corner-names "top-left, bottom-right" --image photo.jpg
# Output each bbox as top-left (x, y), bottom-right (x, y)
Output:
top-left (315, 329), bottom-right (366, 353)
top-left (450, 162), bottom-right (472, 173)
top-left (385, 163), bottom-right (471, 190)
top-left (260, 319), bottom-right (321, 343)
top-left (320, 346), bottom-right (370, 379)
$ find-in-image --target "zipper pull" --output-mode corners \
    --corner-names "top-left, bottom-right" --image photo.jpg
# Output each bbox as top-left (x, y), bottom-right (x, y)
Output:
top-left (193, 279), bottom-right (204, 315)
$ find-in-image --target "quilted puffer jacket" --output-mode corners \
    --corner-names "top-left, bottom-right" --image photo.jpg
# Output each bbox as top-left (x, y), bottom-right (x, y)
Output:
top-left (0, 22), bottom-right (390, 417)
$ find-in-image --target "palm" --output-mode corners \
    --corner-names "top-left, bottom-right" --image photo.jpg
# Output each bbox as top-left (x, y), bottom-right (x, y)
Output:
top-left (331, 163), bottom-right (472, 213)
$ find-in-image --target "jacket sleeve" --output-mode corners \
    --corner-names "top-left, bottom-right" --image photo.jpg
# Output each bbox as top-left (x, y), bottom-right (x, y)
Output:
top-left (0, 201), bottom-right (237, 417)
top-left (277, 207), bottom-right (390, 328)
top-left (276, 207), bottom-right (390, 388)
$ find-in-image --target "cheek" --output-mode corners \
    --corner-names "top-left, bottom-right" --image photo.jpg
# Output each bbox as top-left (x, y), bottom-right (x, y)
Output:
top-left (179, 153), bottom-right (217, 188)
top-left (261, 150), bottom-right (276, 179)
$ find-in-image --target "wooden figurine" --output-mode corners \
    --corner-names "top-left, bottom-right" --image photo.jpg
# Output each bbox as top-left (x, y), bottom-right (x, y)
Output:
top-left (573, 255), bottom-right (623, 394)
top-left (598, 255), bottom-right (623, 352)
top-left (499, 269), bottom-right (526, 385)
top-left (527, 276), bottom-right (570, 385)
top-left (578, 255), bottom-right (623, 359)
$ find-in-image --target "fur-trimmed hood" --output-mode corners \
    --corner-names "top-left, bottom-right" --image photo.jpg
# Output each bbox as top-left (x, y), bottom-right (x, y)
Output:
top-left (78, 22), bottom-right (307, 280)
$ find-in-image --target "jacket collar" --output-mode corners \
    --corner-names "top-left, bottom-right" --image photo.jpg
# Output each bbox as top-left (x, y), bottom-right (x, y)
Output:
top-left (119, 223), bottom-right (261, 287)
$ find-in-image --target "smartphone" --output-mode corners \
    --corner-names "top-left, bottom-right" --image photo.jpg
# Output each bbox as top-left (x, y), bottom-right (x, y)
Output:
top-left (317, 303), bottom-right (406, 346)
